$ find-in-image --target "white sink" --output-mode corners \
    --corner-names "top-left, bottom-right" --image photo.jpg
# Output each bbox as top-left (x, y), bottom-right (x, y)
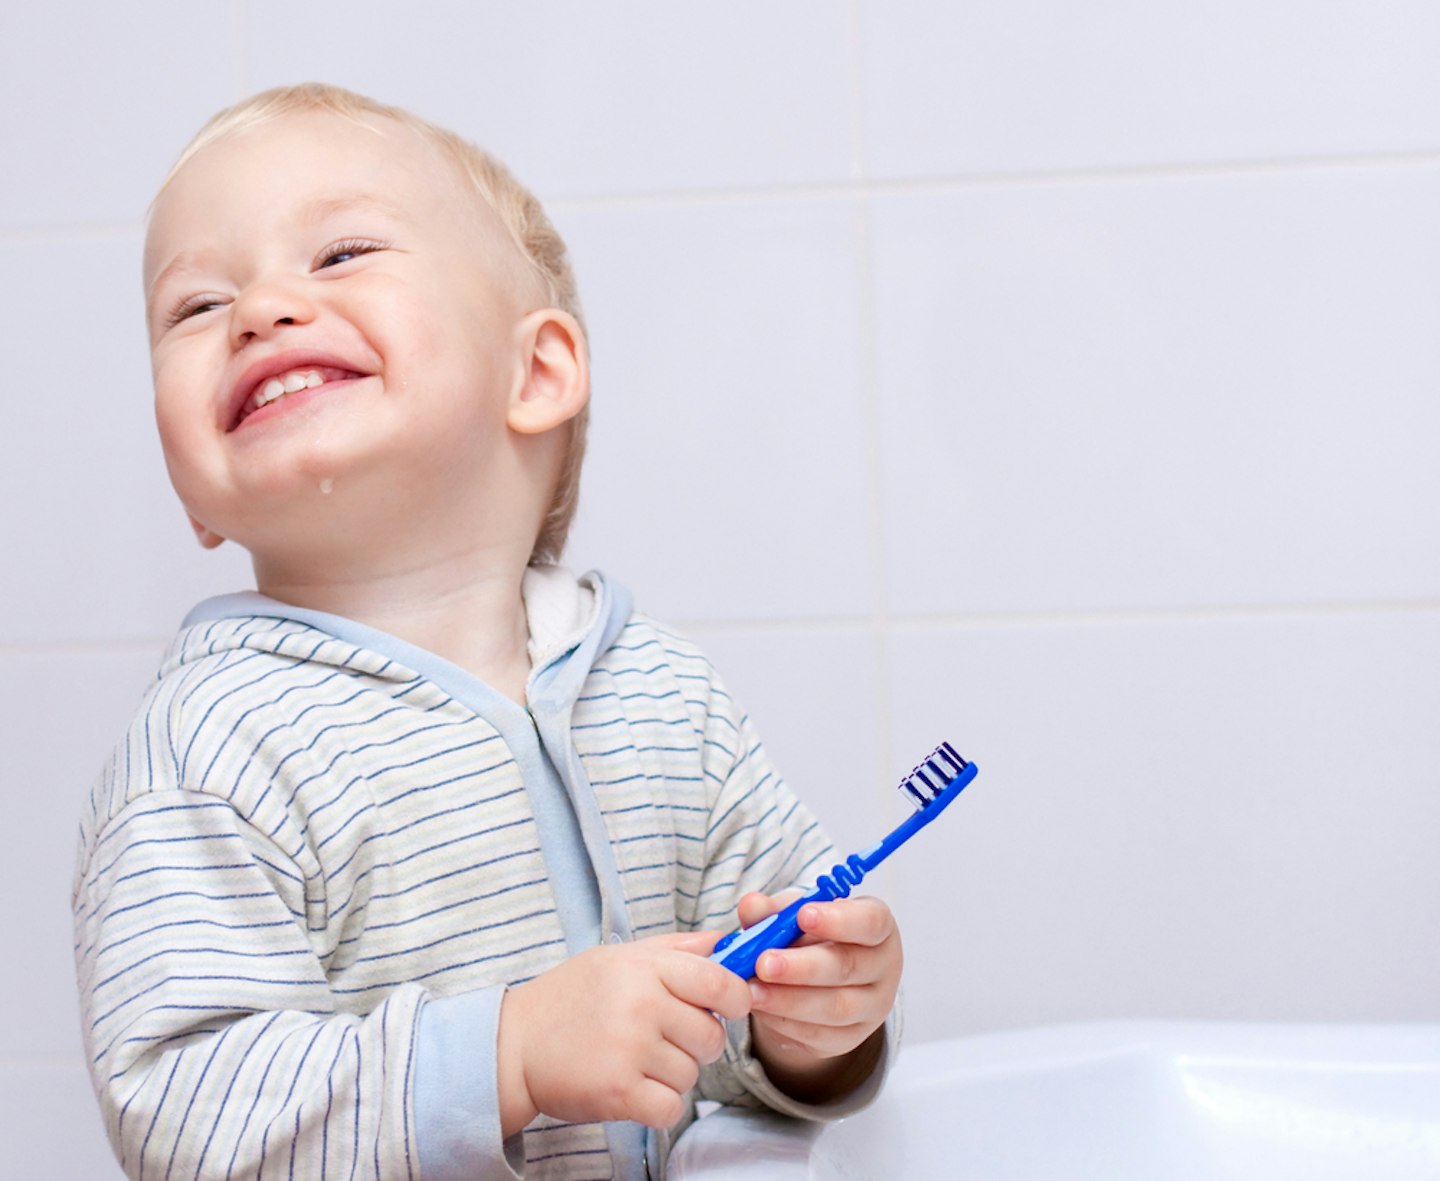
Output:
top-left (669, 1021), bottom-right (1440, 1180)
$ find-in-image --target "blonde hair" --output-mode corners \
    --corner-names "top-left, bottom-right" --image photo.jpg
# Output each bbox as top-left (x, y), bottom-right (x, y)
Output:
top-left (157, 82), bottom-right (588, 565)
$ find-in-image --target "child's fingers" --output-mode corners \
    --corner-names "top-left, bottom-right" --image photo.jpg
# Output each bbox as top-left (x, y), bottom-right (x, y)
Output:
top-left (658, 948), bottom-right (753, 1021)
top-left (746, 1009), bottom-right (875, 1059)
top-left (735, 888), bottom-right (804, 930)
top-left (749, 966), bottom-right (881, 1021)
top-left (750, 896), bottom-right (898, 988)
top-left (660, 998), bottom-right (729, 1067)
top-left (627, 1077), bottom-right (688, 1129)
top-left (754, 939), bottom-right (870, 990)
top-left (649, 929), bottom-right (726, 956)
top-left (743, 896), bottom-right (902, 1071)
top-left (794, 895), bottom-right (896, 948)
top-left (643, 1038), bottom-right (703, 1098)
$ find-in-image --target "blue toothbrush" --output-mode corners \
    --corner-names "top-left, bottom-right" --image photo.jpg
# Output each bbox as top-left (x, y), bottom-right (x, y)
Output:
top-left (710, 742), bottom-right (978, 979)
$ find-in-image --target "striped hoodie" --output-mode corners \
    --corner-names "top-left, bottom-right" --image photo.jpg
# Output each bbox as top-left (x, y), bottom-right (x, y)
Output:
top-left (73, 567), bottom-right (887, 1180)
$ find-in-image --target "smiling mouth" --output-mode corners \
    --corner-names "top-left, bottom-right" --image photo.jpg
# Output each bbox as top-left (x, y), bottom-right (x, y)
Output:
top-left (232, 366), bottom-right (364, 430)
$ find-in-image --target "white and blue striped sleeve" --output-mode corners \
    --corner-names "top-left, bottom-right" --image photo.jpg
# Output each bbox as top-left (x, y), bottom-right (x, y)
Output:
top-left (74, 789), bottom-right (430, 1180)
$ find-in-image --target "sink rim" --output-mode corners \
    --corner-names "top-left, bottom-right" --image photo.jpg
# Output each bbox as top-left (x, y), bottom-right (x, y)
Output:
top-left (669, 1019), bottom-right (1440, 1181)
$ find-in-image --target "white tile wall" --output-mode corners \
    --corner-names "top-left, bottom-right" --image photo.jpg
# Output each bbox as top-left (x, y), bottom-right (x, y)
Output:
top-left (0, 649), bottom-right (163, 1179)
top-left (869, 163), bottom-right (1440, 615)
top-left (5, 2), bottom-right (1438, 1174)
top-left (0, 1061), bottom-right (125, 1179)
top-left (884, 610), bottom-right (1440, 1043)
top-left (0, 5), bottom-right (236, 228)
top-left (561, 196), bottom-right (876, 623)
top-left (0, 237), bottom-right (255, 647)
top-left (681, 624), bottom-right (890, 858)
top-left (0, 649), bottom-right (165, 1055)
top-left (240, 0), bottom-right (856, 198)
top-left (859, 0), bottom-right (1440, 179)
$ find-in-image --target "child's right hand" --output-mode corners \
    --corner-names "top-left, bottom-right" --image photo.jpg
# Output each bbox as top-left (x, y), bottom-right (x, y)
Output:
top-left (496, 931), bottom-right (751, 1133)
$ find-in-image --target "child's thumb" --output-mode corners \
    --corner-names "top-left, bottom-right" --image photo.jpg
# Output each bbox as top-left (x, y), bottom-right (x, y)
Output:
top-left (736, 888), bottom-right (805, 930)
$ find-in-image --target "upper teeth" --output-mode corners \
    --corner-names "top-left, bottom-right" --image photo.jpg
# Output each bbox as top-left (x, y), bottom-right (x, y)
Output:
top-left (256, 369), bottom-right (325, 407)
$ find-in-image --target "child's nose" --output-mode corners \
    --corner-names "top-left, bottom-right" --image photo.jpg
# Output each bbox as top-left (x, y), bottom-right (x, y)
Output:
top-left (230, 278), bottom-right (317, 346)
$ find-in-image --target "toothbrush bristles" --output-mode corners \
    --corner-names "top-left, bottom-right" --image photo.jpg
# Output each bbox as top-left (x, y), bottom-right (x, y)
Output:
top-left (897, 741), bottom-right (969, 810)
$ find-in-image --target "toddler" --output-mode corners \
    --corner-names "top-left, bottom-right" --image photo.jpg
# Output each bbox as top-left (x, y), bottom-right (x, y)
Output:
top-left (72, 83), bottom-right (901, 1181)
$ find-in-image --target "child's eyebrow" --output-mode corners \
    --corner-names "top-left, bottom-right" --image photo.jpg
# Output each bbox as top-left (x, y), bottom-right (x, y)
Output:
top-left (298, 193), bottom-right (408, 225)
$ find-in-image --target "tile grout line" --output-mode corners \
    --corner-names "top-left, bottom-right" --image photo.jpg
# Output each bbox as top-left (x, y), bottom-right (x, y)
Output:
top-left (11, 150), bottom-right (1438, 243)
top-left (231, 0), bottom-right (249, 99)
top-left (664, 597), bottom-right (1440, 637)
top-left (845, 0), bottom-right (868, 184)
top-left (544, 148), bottom-right (1440, 213)
top-left (6, 598), bottom-right (1437, 658)
top-left (846, 0), bottom-right (898, 789)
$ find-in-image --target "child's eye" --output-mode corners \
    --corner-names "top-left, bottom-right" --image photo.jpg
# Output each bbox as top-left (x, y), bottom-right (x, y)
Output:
top-left (315, 239), bottom-right (387, 270)
top-left (164, 295), bottom-right (225, 328)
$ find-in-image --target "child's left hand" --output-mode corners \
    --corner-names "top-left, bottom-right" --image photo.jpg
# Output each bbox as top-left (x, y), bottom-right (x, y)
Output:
top-left (735, 890), bottom-right (903, 1102)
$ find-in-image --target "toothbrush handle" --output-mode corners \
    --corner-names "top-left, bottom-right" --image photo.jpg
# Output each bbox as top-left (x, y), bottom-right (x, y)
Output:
top-left (709, 892), bottom-right (815, 980)
top-left (708, 757), bottom-right (977, 980)
top-left (709, 852), bottom-right (877, 979)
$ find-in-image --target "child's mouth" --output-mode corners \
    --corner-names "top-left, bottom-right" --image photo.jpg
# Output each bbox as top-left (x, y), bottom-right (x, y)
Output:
top-left (232, 366), bottom-right (363, 430)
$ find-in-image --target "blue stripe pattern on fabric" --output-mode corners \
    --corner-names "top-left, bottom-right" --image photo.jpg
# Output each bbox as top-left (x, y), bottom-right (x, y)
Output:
top-left (73, 601), bottom-right (836, 1179)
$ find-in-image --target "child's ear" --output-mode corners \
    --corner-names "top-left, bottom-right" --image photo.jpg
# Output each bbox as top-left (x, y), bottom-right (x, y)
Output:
top-left (187, 514), bottom-right (226, 549)
top-left (507, 309), bottom-right (589, 435)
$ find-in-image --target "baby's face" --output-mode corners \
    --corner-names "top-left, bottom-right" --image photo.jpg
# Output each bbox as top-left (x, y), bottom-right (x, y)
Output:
top-left (144, 111), bottom-right (534, 561)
